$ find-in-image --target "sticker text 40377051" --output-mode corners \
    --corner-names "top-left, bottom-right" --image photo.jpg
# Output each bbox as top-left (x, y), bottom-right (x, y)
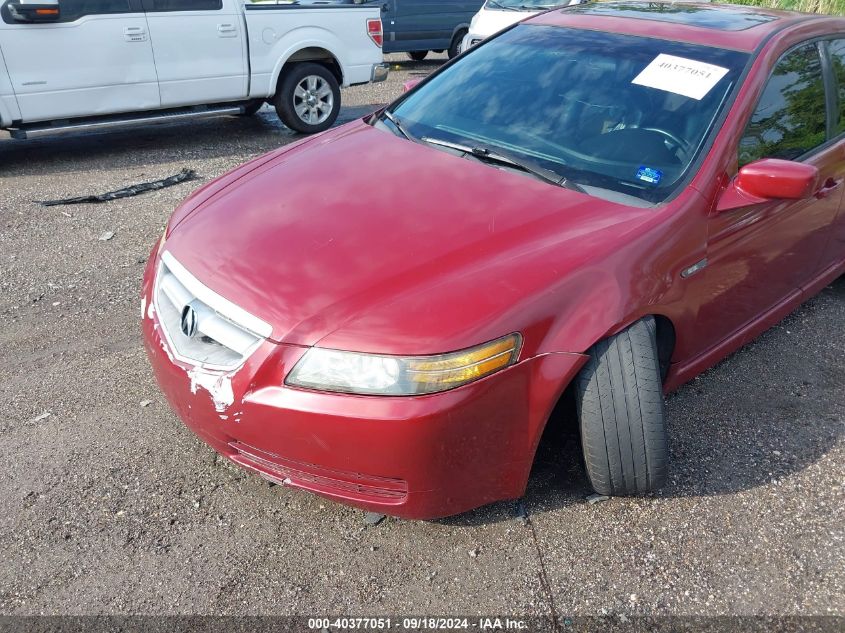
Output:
top-left (632, 53), bottom-right (729, 100)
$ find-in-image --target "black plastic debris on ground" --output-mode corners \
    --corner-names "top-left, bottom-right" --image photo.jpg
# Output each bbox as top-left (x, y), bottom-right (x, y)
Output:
top-left (39, 169), bottom-right (198, 206)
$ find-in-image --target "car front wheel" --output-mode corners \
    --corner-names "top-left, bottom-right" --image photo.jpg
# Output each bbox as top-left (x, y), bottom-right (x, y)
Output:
top-left (274, 63), bottom-right (340, 134)
top-left (575, 316), bottom-right (669, 496)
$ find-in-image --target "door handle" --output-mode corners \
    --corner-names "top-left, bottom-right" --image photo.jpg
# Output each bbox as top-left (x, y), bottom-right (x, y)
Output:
top-left (217, 23), bottom-right (237, 37)
top-left (815, 178), bottom-right (842, 199)
top-left (123, 26), bottom-right (147, 42)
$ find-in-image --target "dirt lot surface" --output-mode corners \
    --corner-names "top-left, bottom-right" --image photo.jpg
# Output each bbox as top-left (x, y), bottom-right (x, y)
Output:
top-left (1, 53), bottom-right (843, 625)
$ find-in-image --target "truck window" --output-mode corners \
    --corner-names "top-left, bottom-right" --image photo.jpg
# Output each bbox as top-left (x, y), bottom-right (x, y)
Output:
top-left (142, 0), bottom-right (222, 10)
top-left (1, 0), bottom-right (131, 23)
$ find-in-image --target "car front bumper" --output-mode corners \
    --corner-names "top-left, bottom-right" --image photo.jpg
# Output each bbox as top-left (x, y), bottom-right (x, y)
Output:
top-left (460, 33), bottom-right (483, 54)
top-left (141, 255), bottom-right (586, 520)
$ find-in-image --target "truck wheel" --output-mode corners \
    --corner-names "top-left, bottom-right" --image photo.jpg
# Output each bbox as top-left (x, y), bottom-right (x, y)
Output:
top-left (575, 316), bottom-right (669, 496)
top-left (407, 51), bottom-right (428, 62)
top-left (448, 30), bottom-right (467, 59)
top-left (274, 63), bottom-right (340, 134)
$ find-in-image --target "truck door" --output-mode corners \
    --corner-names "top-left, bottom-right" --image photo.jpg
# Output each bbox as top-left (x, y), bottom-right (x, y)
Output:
top-left (0, 0), bottom-right (160, 122)
top-left (142, 0), bottom-right (247, 108)
top-left (382, 0), bottom-right (480, 55)
top-left (385, 0), bottom-right (450, 54)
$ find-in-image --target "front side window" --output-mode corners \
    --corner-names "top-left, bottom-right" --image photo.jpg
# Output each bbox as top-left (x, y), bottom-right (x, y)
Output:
top-left (2, 0), bottom-right (130, 23)
top-left (387, 25), bottom-right (748, 205)
top-left (738, 43), bottom-right (827, 167)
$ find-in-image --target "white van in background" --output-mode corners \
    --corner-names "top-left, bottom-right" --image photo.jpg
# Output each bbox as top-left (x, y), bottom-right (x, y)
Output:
top-left (460, 0), bottom-right (584, 53)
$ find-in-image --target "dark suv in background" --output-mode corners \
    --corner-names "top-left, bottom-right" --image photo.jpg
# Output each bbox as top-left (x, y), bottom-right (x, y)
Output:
top-left (380, 0), bottom-right (485, 59)
top-left (303, 0), bottom-right (484, 59)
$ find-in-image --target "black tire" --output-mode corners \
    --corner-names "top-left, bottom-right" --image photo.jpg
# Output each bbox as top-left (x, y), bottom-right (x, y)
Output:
top-left (407, 51), bottom-right (428, 62)
top-left (240, 100), bottom-right (265, 116)
top-left (448, 30), bottom-right (467, 59)
top-left (575, 316), bottom-right (668, 496)
top-left (274, 63), bottom-right (340, 134)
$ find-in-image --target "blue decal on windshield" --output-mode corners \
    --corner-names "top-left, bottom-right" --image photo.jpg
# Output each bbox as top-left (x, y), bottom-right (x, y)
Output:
top-left (636, 166), bottom-right (663, 185)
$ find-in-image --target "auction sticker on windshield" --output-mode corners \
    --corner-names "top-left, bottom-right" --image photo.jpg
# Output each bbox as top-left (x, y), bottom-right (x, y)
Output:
top-left (636, 165), bottom-right (663, 185)
top-left (632, 54), bottom-right (729, 100)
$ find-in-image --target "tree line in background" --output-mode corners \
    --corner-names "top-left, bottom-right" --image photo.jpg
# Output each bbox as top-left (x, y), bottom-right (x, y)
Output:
top-left (718, 0), bottom-right (844, 14)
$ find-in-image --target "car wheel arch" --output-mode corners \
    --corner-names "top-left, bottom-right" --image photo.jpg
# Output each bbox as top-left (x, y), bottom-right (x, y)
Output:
top-left (516, 311), bottom-right (676, 497)
top-left (277, 49), bottom-right (344, 89)
top-left (598, 312), bottom-right (676, 380)
top-left (272, 45), bottom-right (345, 97)
top-left (451, 23), bottom-right (470, 40)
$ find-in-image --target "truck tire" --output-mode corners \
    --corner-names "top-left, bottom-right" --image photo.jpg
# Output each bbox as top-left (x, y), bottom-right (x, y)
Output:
top-left (448, 30), bottom-right (467, 59)
top-left (407, 51), bottom-right (428, 62)
top-left (274, 63), bottom-right (340, 134)
top-left (575, 316), bottom-right (669, 496)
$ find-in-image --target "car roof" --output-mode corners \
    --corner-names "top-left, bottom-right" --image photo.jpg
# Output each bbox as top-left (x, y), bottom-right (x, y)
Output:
top-left (526, 1), bottom-right (840, 52)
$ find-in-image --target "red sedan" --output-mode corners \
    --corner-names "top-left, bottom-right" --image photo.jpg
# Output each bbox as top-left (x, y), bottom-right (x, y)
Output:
top-left (142, 2), bottom-right (845, 519)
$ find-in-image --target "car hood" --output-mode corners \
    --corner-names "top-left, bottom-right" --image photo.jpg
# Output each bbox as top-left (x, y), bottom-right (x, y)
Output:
top-left (164, 120), bottom-right (650, 354)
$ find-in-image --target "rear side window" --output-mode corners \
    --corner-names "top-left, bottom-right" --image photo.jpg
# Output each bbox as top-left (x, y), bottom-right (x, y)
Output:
top-left (828, 39), bottom-right (845, 136)
top-left (738, 43), bottom-right (827, 167)
top-left (143, 0), bottom-right (221, 11)
top-left (64, 0), bottom-right (130, 18)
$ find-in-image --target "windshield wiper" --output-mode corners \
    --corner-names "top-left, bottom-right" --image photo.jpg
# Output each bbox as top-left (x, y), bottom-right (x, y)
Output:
top-left (421, 137), bottom-right (586, 193)
top-left (381, 110), bottom-right (414, 141)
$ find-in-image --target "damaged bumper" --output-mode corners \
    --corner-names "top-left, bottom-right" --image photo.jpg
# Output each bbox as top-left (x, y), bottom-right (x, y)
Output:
top-left (141, 253), bottom-right (586, 520)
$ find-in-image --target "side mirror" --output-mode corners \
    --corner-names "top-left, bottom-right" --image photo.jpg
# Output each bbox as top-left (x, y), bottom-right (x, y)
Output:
top-left (7, 0), bottom-right (60, 22)
top-left (716, 158), bottom-right (820, 213)
top-left (402, 78), bottom-right (423, 93)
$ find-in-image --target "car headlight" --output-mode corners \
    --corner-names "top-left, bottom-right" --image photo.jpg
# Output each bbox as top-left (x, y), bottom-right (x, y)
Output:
top-left (285, 333), bottom-right (522, 396)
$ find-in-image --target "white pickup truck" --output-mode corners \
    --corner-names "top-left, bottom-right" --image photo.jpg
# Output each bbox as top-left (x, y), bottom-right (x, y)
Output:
top-left (0, 0), bottom-right (386, 138)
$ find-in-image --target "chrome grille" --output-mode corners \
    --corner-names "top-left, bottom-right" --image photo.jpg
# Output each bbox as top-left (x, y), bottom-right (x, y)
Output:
top-left (154, 251), bottom-right (271, 370)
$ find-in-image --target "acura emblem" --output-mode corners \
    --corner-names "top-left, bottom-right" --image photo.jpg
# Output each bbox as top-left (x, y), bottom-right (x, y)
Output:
top-left (180, 305), bottom-right (199, 338)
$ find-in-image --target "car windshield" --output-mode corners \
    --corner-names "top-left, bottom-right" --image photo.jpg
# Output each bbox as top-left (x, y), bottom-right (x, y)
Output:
top-left (387, 25), bottom-right (749, 205)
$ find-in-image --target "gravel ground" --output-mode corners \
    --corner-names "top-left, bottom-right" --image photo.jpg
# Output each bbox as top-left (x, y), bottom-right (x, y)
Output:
top-left (0, 53), bottom-right (843, 625)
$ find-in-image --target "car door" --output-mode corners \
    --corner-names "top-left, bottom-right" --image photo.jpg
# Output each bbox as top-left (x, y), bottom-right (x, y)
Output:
top-left (382, 0), bottom-right (429, 53)
top-left (821, 38), bottom-right (845, 269)
top-left (142, 0), bottom-right (247, 108)
top-left (0, 0), bottom-right (159, 122)
top-left (695, 41), bottom-right (844, 353)
top-left (384, 0), bottom-right (470, 53)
